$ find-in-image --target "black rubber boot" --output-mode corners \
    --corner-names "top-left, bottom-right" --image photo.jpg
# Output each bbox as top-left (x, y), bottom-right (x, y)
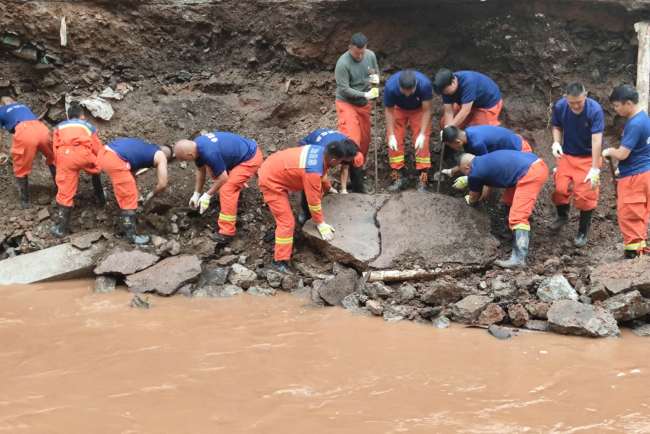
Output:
top-left (272, 260), bottom-right (291, 273)
top-left (498, 205), bottom-right (512, 240)
top-left (120, 210), bottom-right (150, 245)
top-left (551, 204), bottom-right (569, 231)
top-left (210, 232), bottom-right (234, 246)
top-left (387, 169), bottom-right (407, 192)
top-left (573, 210), bottom-right (593, 248)
top-left (16, 176), bottom-right (30, 209)
top-left (297, 191), bottom-right (310, 225)
top-left (494, 229), bottom-right (529, 268)
top-left (91, 174), bottom-right (106, 206)
top-left (349, 166), bottom-right (367, 194)
top-left (51, 205), bottom-right (72, 238)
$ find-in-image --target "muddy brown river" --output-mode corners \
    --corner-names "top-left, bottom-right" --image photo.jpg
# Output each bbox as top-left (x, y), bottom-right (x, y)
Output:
top-left (1, 281), bottom-right (649, 433)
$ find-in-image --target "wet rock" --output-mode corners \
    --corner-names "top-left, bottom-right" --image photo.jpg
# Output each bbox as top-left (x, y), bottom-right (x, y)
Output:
top-left (126, 255), bottom-right (202, 295)
top-left (156, 239), bottom-right (181, 257)
top-left (419, 306), bottom-right (442, 320)
top-left (398, 283), bottom-right (416, 303)
top-left (194, 284), bottom-right (243, 297)
top-left (70, 230), bottom-right (103, 250)
top-left (432, 315), bottom-right (451, 329)
top-left (590, 256), bottom-right (650, 297)
top-left (248, 286), bottom-right (276, 296)
top-left (508, 303), bottom-right (530, 327)
top-left (228, 263), bottom-right (257, 289)
top-left (587, 285), bottom-right (609, 302)
top-left (488, 324), bottom-right (516, 340)
top-left (514, 273), bottom-right (537, 291)
top-left (491, 275), bottom-right (516, 298)
top-left (94, 249), bottom-right (159, 276)
top-left (547, 300), bottom-right (620, 338)
top-left (316, 266), bottom-right (358, 306)
top-left (177, 284), bottom-right (194, 297)
top-left (366, 299), bottom-right (384, 316)
top-left (602, 290), bottom-right (650, 322)
top-left (37, 207), bottom-right (50, 222)
top-left (383, 305), bottom-right (410, 322)
top-left (478, 303), bottom-right (506, 326)
top-left (525, 320), bottom-right (550, 332)
top-left (151, 235), bottom-right (167, 248)
top-left (281, 274), bottom-right (299, 291)
top-left (578, 295), bottom-right (592, 304)
top-left (198, 267), bottom-right (230, 286)
top-left (452, 295), bottom-right (492, 322)
top-left (265, 269), bottom-right (283, 288)
top-left (525, 301), bottom-right (550, 319)
top-left (537, 275), bottom-right (578, 303)
top-left (543, 256), bottom-right (561, 273)
top-left (421, 279), bottom-right (465, 306)
top-left (221, 284), bottom-right (244, 297)
top-left (363, 281), bottom-right (393, 299)
top-left (130, 294), bottom-right (151, 309)
top-left (94, 275), bottom-right (116, 293)
top-left (632, 323), bottom-right (650, 337)
top-left (341, 293), bottom-right (368, 315)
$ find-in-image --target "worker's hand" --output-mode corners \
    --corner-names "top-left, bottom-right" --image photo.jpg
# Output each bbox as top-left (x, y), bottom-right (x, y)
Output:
top-left (368, 73), bottom-right (380, 85)
top-left (415, 133), bottom-right (426, 151)
top-left (317, 222), bottom-right (335, 241)
top-left (583, 167), bottom-right (601, 189)
top-left (388, 135), bottom-right (398, 151)
top-left (189, 191), bottom-right (201, 209)
top-left (452, 176), bottom-right (468, 190)
top-left (464, 194), bottom-right (471, 205)
top-left (552, 142), bottom-right (564, 158)
top-left (198, 192), bottom-right (212, 214)
top-left (441, 168), bottom-right (453, 177)
top-left (328, 186), bottom-right (338, 194)
top-left (364, 88), bottom-right (379, 100)
top-left (602, 148), bottom-right (613, 159)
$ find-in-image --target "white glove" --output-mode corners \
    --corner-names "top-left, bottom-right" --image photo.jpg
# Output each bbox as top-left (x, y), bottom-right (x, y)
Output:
top-left (340, 188), bottom-right (348, 195)
top-left (328, 186), bottom-right (338, 194)
top-left (364, 88), bottom-right (379, 100)
top-left (464, 194), bottom-right (471, 205)
top-left (415, 133), bottom-right (426, 151)
top-left (602, 148), bottom-right (613, 159)
top-left (452, 176), bottom-right (468, 190)
top-left (368, 73), bottom-right (380, 85)
top-left (584, 167), bottom-right (601, 189)
top-left (441, 168), bottom-right (453, 177)
top-left (388, 135), bottom-right (398, 151)
top-left (552, 142), bottom-right (564, 158)
top-left (198, 192), bottom-right (212, 214)
top-left (317, 222), bottom-right (335, 241)
top-left (189, 191), bottom-right (201, 209)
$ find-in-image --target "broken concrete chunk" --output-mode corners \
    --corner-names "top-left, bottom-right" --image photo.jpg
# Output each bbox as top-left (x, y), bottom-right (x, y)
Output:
top-left (94, 249), bottom-right (159, 276)
top-left (602, 290), bottom-right (650, 322)
top-left (478, 303), bottom-right (506, 326)
top-left (126, 255), bottom-right (201, 295)
top-left (525, 301), bottom-right (550, 319)
top-left (228, 263), bottom-right (257, 289)
top-left (452, 295), bottom-right (493, 322)
top-left (198, 267), bottom-right (230, 287)
top-left (265, 269), bottom-right (283, 288)
top-left (365, 299), bottom-right (384, 316)
top-left (524, 320), bottom-right (550, 332)
top-left (317, 266), bottom-right (358, 306)
top-left (547, 300), bottom-right (620, 338)
top-left (94, 275), bottom-right (116, 293)
top-left (590, 256), bottom-right (650, 297)
top-left (80, 96), bottom-right (114, 120)
top-left (420, 279), bottom-right (465, 306)
top-left (537, 275), bottom-right (578, 303)
top-left (70, 230), bottom-right (103, 250)
top-left (37, 208), bottom-right (50, 222)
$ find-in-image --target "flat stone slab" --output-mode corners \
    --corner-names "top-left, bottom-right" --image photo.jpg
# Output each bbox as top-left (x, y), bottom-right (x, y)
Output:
top-left (0, 242), bottom-right (106, 284)
top-left (590, 256), bottom-right (650, 297)
top-left (126, 255), bottom-right (202, 295)
top-left (70, 230), bottom-right (103, 250)
top-left (94, 249), bottom-right (160, 276)
top-left (547, 300), bottom-right (620, 338)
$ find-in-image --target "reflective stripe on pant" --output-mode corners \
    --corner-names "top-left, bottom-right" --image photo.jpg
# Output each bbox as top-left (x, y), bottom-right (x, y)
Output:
top-left (218, 147), bottom-right (263, 236)
top-left (617, 171), bottom-right (650, 251)
top-left (501, 159), bottom-right (549, 231)
top-left (519, 136), bottom-right (533, 153)
top-left (387, 106), bottom-right (431, 170)
top-left (55, 146), bottom-right (100, 207)
top-left (440, 99), bottom-right (503, 128)
top-left (97, 149), bottom-right (138, 210)
top-left (11, 120), bottom-right (53, 177)
top-left (552, 154), bottom-right (599, 211)
top-left (260, 184), bottom-right (295, 261)
top-left (336, 100), bottom-right (372, 158)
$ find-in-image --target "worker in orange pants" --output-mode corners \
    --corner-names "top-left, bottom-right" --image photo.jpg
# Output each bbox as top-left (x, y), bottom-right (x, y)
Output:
top-left (603, 84), bottom-right (650, 258)
top-left (460, 150), bottom-right (549, 268)
top-left (0, 96), bottom-right (55, 208)
top-left (51, 102), bottom-right (106, 237)
top-left (98, 137), bottom-right (172, 244)
top-left (258, 139), bottom-right (359, 272)
top-left (174, 131), bottom-right (263, 246)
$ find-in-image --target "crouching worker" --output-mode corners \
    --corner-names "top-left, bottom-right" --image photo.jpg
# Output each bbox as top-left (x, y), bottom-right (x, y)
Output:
top-left (258, 139), bottom-right (358, 272)
top-left (460, 150), bottom-right (549, 268)
top-left (174, 131), bottom-right (263, 246)
top-left (97, 137), bottom-right (172, 244)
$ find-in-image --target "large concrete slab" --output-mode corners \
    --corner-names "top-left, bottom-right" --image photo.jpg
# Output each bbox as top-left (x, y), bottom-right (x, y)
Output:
top-left (0, 242), bottom-right (106, 285)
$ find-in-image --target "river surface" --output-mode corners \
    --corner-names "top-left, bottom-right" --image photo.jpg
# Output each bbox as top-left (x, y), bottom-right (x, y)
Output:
top-left (0, 280), bottom-right (649, 434)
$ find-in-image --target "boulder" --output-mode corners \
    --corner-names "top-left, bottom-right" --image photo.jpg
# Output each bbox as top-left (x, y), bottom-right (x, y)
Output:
top-left (365, 299), bottom-right (384, 316)
top-left (126, 255), bottom-right (202, 295)
top-left (508, 303), bottom-right (530, 327)
top-left (478, 303), bottom-right (506, 326)
top-left (590, 256), bottom-right (650, 297)
top-left (94, 249), bottom-right (159, 276)
top-left (198, 267), bottom-right (230, 287)
top-left (265, 269), bottom-right (284, 288)
top-left (315, 266), bottom-right (358, 306)
top-left (547, 300), bottom-right (620, 337)
top-left (227, 264), bottom-right (257, 289)
top-left (420, 279), bottom-right (465, 306)
top-left (602, 290), bottom-right (650, 322)
top-left (537, 275), bottom-right (578, 303)
top-left (525, 301), bottom-right (550, 319)
top-left (452, 295), bottom-right (493, 322)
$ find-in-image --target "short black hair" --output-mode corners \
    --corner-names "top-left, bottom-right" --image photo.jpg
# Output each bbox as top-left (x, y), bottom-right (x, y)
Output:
top-left (433, 68), bottom-right (454, 95)
top-left (66, 101), bottom-right (84, 119)
top-left (441, 125), bottom-right (461, 144)
top-left (565, 82), bottom-right (586, 97)
top-left (326, 138), bottom-right (358, 160)
top-left (350, 33), bottom-right (368, 49)
top-left (398, 70), bottom-right (417, 90)
top-left (610, 84), bottom-right (639, 104)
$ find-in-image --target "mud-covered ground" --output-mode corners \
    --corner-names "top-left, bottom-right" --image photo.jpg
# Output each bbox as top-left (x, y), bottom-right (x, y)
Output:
top-left (1, 0), bottom-right (649, 329)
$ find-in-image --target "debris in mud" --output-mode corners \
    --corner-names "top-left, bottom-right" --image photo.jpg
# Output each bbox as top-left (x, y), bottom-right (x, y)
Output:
top-left (129, 294), bottom-right (151, 309)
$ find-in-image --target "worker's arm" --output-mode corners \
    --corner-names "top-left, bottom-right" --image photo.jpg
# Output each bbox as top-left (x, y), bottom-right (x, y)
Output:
top-left (552, 127), bottom-right (563, 144)
top-left (449, 101), bottom-right (474, 127)
top-left (303, 172), bottom-right (324, 224)
top-left (420, 100), bottom-right (433, 133)
top-left (194, 166), bottom-right (207, 193)
top-left (591, 132), bottom-right (603, 168)
top-left (152, 151), bottom-right (169, 195)
top-left (385, 107), bottom-right (395, 136)
top-left (442, 104), bottom-right (454, 127)
top-left (466, 190), bottom-right (481, 205)
top-left (604, 146), bottom-right (631, 161)
top-left (90, 132), bottom-right (104, 155)
top-left (335, 61), bottom-right (366, 100)
top-left (206, 171), bottom-right (228, 196)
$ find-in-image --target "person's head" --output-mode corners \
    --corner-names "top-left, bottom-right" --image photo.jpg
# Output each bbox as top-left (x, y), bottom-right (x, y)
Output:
top-left (66, 101), bottom-right (85, 119)
top-left (173, 139), bottom-right (198, 161)
top-left (398, 70), bottom-right (417, 97)
top-left (565, 82), bottom-right (587, 114)
top-left (609, 84), bottom-right (639, 118)
top-left (348, 32), bottom-right (368, 62)
top-left (325, 138), bottom-right (358, 166)
top-left (159, 144), bottom-right (173, 160)
top-left (0, 96), bottom-right (15, 105)
top-left (441, 125), bottom-right (467, 151)
top-left (459, 153), bottom-right (475, 175)
top-left (433, 68), bottom-right (457, 96)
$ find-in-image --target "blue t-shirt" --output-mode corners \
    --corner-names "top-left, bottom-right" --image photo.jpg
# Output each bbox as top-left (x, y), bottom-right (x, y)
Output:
top-left (383, 71), bottom-right (434, 110)
top-left (618, 111), bottom-right (650, 178)
top-left (442, 71), bottom-right (501, 109)
top-left (468, 150), bottom-right (538, 192)
top-left (551, 97), bottom-right (605, 156)
top-left (0, 103), bottom-right (37, 132)
top-left (195, 131), bottom-right (257, 177)
top-left (299, 128), bottom-right (349, 147)
top-left (465, 126), bottom-right (522, 155)
top-left (108, 137), bottom-right (160, 171)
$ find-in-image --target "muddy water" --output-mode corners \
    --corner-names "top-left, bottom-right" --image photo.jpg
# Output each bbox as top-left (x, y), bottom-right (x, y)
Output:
top-left (1, 281), bottom-right (649, 434)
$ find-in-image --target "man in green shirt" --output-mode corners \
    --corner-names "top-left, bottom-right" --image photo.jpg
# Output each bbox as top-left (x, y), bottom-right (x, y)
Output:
top-left (335, 32), bottom-right (379, 193)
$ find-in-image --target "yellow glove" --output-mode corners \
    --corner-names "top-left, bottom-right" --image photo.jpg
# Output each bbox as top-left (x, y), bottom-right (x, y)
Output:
top-left (317, 222), bottom-right (335, 241)
top-left (364, 88), bottom-right (379, 100)
top-left (452, 176), bottom-right (468, 190)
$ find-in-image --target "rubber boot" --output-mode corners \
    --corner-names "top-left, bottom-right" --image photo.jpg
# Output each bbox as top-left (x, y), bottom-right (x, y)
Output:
top-left (349, 166), bottom-right (367, 194)
top-left (211, 232), bottom-right (234, 246)
top-left (573, 210), bottom-right (593, 248)
top-left (498, 206), bottom-right (512, 240)
top-left (417, 170), bottom-right (429, 193)
top-left (297, 191), bottom-right (310, 225)
top-left (91, 174), bottom-right (107, 207)
top-left (51, 205), bottom-right (72, 238)
top-left (272, 260), bottom-right (291, 273)
top-left (387, 168), bottom-right (407, 192)
top-left (494, 229), bottom-right (529, 268)
top-left (120, 210), bottom-right (150, 245)
top-left (550, 204), bottom-right (569, 231)
top-left (16, 176), bottom-right (30, 209)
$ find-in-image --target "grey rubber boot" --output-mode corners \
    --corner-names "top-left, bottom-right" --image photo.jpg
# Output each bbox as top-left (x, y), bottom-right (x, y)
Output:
top-left (16, 176), bottom-right (30, 209)
top-left (573, 210), bottom-right (593, 248)
top-left (494, 229), bottom-right (529, 268)
top-left (51, 205), bottom-right (72, 238)
top-left (550, 204), bottom-right (569, 231)
top-left (120, 210), bottom-right (150, 245)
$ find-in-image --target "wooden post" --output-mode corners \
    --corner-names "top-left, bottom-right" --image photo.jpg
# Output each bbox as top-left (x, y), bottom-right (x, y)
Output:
top-left (635, 21), bottom-right (650, 113)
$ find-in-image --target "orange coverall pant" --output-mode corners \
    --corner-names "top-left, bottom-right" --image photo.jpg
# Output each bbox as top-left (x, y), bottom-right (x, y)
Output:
top-left (55, 146), bottom-right (101, 207)
top-left (501, 159), bottom-right (549, 231)
top-left (336, 100), bottom-right (372, 158)
top-left (387, 106), bottom-right (431, 170)
top-left (441, 99), bottom-right (503, 129)
top-left (552, 154), bottom-right (599, 211)
top-left (97, 148), bottom-right (138, 210)
top-left (11, 120), bottom-right (53, 177)
top-left (616, 171), bottom-right (650, 252)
